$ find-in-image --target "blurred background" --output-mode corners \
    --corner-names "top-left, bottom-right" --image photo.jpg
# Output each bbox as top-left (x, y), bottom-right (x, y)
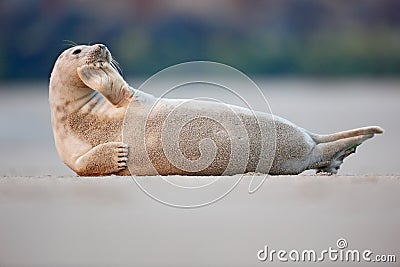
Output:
top-left (0, 0), bottom-right (399, 175)
top-left (1, 0), bottom-right (400, 80)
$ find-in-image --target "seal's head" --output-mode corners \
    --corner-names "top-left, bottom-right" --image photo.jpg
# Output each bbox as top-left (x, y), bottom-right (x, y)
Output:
top-left (50, 43), bottom-right (127, 106)
top-left (50, 44), bottom-right (112, 89)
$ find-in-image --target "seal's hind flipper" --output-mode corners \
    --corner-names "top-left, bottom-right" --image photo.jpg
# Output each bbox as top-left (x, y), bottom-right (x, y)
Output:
top-left (310, 134), bottom-right (374, 174)
top-left (310, 126), bottom-right (383, 144)
top-left (345, 143), bottom-right (360, 156)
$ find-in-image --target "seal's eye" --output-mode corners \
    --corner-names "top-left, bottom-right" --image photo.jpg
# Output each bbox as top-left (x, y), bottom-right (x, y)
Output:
top-left (72, 49), bottom-right (81, 55)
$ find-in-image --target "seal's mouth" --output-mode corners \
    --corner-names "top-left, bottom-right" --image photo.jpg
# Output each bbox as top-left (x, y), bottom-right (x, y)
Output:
top-left (85, 44), bottom-right (123, 75)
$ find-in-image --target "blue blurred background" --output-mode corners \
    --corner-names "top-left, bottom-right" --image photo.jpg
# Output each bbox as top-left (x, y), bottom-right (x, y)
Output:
top-left (1, 0), bottom-right (400, 81)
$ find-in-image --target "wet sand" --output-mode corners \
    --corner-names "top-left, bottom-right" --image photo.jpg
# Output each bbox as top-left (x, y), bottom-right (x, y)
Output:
top-left (0, 79), bottom-right (399, 266)
top-left (0, 175), bottom-right (399, 266)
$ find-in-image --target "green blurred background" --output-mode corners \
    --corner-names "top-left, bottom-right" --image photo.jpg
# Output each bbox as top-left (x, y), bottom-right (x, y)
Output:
top-left (1, 0), bottom-right (400, 81)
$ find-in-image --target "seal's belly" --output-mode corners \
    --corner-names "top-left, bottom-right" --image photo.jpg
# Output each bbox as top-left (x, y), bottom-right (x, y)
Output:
top-left (124, 99), bottom-right (280, 175)
top-left (145, 115), bottom-right (231, 175)
top-left (66, 111), bottom-right (123, 146)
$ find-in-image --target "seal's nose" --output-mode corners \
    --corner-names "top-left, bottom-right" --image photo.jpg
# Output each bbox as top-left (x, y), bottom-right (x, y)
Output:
top-left (95, 44), bottom-right (111, 63)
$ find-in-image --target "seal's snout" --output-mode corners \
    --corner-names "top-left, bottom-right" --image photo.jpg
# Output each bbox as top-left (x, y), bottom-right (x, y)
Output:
top-left (95, 44), bottom-right (111, 62)
top-left (96, 44), bottom-right (109, 55)
top-left (86, 44), bottom-right (111, 65)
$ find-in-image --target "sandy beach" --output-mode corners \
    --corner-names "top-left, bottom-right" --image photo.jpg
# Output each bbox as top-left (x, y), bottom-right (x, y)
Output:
top-left (0, 79), bottom-right (399, 266)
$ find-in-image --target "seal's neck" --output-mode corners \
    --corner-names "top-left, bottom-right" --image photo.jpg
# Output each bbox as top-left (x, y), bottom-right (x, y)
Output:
top-left (49, 64), bottom-right (96, 110)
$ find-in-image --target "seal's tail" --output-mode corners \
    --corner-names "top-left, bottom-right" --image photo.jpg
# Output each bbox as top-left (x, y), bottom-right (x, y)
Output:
top-left (308, 126), bottom-right (383, 174)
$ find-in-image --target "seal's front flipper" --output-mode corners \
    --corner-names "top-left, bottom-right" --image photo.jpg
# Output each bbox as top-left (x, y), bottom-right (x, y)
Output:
top-left (309, 134), bottom-right (375, 174)
top-left (74, 142), bottom-right (129, 176)
top-left (77, 63), bottom-right (133, 108)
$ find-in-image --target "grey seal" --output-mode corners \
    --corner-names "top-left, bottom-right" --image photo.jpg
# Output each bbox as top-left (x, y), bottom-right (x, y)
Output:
top-left (49, 44), bottom-right (383, 176)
